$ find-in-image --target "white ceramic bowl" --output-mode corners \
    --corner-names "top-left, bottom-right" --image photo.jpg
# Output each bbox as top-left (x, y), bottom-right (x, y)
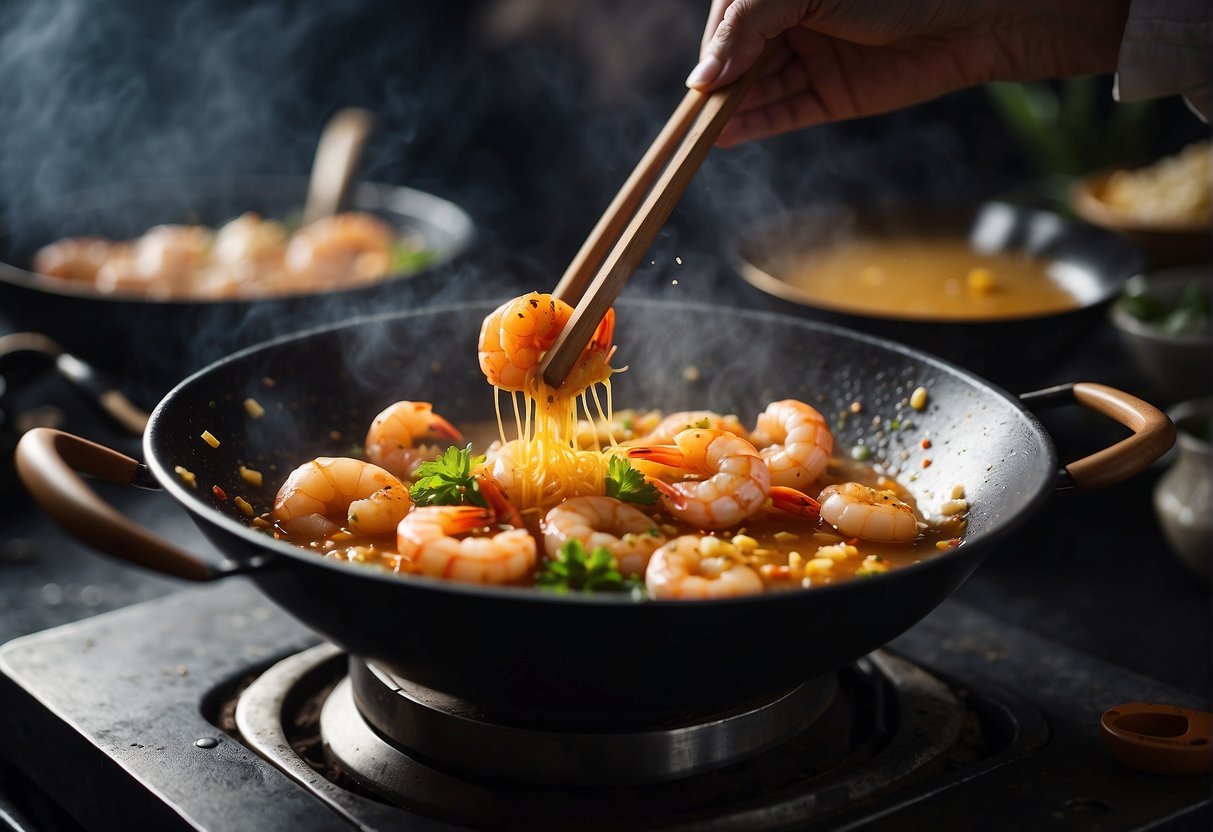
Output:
top-left (1110, 264), bottom-right (1212, 405)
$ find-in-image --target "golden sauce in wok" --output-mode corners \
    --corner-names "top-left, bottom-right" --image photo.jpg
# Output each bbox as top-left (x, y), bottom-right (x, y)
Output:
top-left (283, 434), bottom-right (963, 591)
top-left (775, 239), bottom-right (1082, 320)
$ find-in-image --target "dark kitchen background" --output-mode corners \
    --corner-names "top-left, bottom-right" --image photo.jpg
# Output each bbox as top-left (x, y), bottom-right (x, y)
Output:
top-left (0, 1), bottom-right (1209, 830)
top-left (0, 0), bottom-right (1205, 274)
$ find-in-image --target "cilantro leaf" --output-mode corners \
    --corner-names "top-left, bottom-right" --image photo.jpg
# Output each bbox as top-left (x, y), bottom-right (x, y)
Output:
top-left (408, 445), bottom-right (487, 507)
top-left (604, 455), bottom-right (658, 505)
top-left (536, 540), bottom-right (645, 596)
top-left (389, 241), bottom-right (438, 275)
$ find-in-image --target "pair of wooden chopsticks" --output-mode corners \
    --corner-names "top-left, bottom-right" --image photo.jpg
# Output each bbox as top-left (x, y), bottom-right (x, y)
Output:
top-left (540, 46), bottom-right (776, 388)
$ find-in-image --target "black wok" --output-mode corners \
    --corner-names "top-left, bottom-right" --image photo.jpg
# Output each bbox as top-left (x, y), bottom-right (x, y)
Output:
top-left (16, 300), bottom-right (1174, 715)
top-left (0, 176), bottom-right (476, 397)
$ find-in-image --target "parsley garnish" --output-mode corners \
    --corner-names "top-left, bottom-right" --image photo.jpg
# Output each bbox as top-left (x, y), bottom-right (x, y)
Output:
top-left (536, 540), bottom-right (645, 596)
top-left (604, 456), bottom-right (658, 505)
top-left (408, 445), bottom-right (487, 507)
top-left (389, 241), bottom-right (438, 275)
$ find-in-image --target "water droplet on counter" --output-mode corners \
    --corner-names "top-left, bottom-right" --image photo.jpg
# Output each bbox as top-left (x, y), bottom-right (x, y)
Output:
top-left (194, 737), bottom-right (219, 749)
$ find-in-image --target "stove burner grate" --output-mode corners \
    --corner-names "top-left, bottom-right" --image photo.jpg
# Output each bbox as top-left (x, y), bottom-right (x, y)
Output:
top-left (344, 655), bottom-right (839, 786)
top-left (236, 642), bottom-right (986, 831)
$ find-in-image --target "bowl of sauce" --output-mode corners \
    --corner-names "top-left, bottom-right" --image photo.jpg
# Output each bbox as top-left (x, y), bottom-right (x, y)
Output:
top-left (734, 202), bottom-right (1144, 383)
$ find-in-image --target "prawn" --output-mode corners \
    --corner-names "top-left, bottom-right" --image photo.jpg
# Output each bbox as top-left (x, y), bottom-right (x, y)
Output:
top-left (645, 535), bottom-right (764, 600)
top-left (31, 237), bottom-right (111, 282)
top-left (627, 428), bottom-right (770, 530)
top-left (285, 212), bottom-right (394, 287)
top-left (541, 496), bottom-right (667, 577)
top-left (629, 411), bottom-right (750, 481)
top-left (638, 411), bottom-right (750, 445)
top-left (478, 292), bottom-right (614, 391)
top-left (818, 482), bottom-right (920, 543)
top-left (749, 400), bottom-right (833, 489)
top-left (93, 226), bottom-right (212, 297)
top-left (397, 497), bottom-right (536, 584)
top-left (365, 401), bottom-right (463, 480)
top-left (273, 457), bottom-right (411, 537)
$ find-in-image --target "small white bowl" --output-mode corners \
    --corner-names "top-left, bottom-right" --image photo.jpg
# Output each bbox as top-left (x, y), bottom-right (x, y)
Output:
top-left (1110, 265), bottom-right (1212, 405)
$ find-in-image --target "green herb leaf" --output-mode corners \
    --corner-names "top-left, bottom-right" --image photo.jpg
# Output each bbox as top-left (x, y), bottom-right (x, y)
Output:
top-left (389, 241), bottom-right (438, 275)
top-left (536, 540), bottom-right (645, 595)
top-left (408, 445), bottom-right (487, 507)
top-left (604, 456), bottom-right (659, 505)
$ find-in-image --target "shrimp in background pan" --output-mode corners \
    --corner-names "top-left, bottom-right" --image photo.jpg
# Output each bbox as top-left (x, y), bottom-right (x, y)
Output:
top-left (750, 399), bottom-right (833, 489)
top-left (542, 496), bottom-right (667, 577)
top-left (627, 428), bottom-right (771, 530)
top-left (397, 502), bottom-right (536, 584)
top-left (285, 212), bottom-right (394, 288)
top-left (645, 535), bottom-right (764, 599)
top-left (365, 401), bottom-right (463, 480)
top-left (818, 482), bottom-right (920, 543)
top-left (273, 457), bottom-right (411, 537)
top-left (94, 225), bottom-right (213, 297)
top-left (478, 292), bottom-right (615, 392)
top-left (31, 237), bottom-right (111, 282)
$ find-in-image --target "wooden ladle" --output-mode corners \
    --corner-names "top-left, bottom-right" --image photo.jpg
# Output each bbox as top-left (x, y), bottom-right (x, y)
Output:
top-left (300, 107), bottom-right (376, 227)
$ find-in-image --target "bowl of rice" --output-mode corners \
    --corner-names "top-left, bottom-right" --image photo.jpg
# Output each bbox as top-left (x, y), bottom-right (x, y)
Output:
top-left (1073, 141), bottom-right (1210, 267)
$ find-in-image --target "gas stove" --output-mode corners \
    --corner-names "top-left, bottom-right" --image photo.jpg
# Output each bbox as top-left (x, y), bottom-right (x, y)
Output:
top-left (0, 576), bottom-right (1207, 832)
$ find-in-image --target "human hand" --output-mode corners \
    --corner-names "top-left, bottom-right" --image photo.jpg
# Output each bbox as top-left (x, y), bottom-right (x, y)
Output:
top-left (688, 0), bottom-right (1130, 145)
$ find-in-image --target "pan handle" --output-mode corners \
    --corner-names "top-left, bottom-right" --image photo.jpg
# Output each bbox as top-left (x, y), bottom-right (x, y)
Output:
top-left (1020, 383), bottom-right (1176, 490)
top-left (15, 428), bottom-right (258, 581)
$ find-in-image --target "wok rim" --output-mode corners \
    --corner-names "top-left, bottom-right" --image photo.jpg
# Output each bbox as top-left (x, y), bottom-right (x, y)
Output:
top-left (0, 175), bottom-right (475, 305)
top-left (144, 298), bottom-right (1059, 608)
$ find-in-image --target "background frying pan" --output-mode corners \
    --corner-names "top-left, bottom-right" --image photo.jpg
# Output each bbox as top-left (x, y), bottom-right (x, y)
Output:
top-left (0, 176), bottom-right (477, 397)
top-left (16, 300), bottom-right (1173, 716)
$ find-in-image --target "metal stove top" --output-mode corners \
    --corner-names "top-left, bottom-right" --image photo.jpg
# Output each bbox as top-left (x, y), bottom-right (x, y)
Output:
top-left (0, 579), bottom-right (1206, 831)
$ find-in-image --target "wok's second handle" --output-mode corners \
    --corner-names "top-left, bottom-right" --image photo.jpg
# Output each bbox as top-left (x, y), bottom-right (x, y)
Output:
top-left (16, 428), bottom-right (233, 581)
top-left (1021, 382), bottom-right (1176, 490)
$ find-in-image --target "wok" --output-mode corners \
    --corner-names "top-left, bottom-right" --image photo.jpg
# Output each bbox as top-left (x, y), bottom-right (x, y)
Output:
top-left (15, 300), bottom-right (1174, 716)
top-left (0, 176), bottom-right (476, 397)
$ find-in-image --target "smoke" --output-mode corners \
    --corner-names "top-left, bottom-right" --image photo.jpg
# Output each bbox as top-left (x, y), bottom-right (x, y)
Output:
top-left (0, 0), bottom-right (988, 405)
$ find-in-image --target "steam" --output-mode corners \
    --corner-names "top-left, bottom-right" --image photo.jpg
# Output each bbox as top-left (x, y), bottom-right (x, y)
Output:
top-left (0, 0), bottom-right (982, 404)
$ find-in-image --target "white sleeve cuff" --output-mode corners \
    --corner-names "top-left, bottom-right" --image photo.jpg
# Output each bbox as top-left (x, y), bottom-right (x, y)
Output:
top-left (1114, 0), bottom-right (1212, 121)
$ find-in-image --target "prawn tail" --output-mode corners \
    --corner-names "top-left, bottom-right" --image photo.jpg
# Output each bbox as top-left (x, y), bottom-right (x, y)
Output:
top-left (476, 473), bottom-right (524, 529)
top-left (648, 477), bottom-right (689, 511)
top-left (447, 505), bottom-right (496, 534)
top-left (428, 412), bottom-right (464, 443)
top-left (769, 486), bottom-right (821, 520)
top-left (589, 307), bottom-right (616, 353)
top-left (627, 445), bottom-right (685, 468)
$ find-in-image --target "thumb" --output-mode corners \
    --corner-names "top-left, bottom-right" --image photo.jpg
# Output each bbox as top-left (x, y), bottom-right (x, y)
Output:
top-left (687, 0), bottom-right (807, 90)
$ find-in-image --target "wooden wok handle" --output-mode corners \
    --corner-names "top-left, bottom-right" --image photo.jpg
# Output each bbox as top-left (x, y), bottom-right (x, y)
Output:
top-left (16, 428), bottom-right (242, 581)
top-left (1020, 382), bottom-right (1176, 490)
